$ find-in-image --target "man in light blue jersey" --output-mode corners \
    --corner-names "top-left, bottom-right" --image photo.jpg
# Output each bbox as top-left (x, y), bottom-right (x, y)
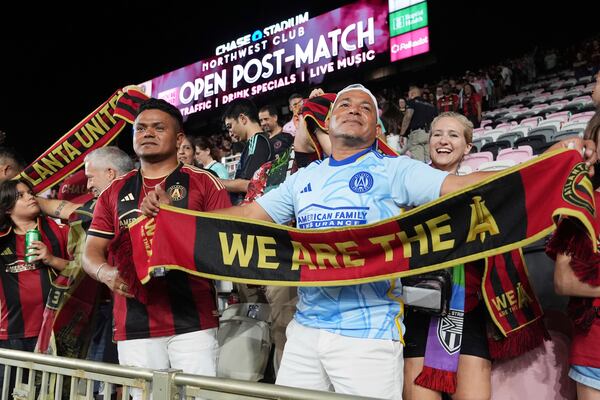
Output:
top-left (142, 84), bottom-right (596, 399)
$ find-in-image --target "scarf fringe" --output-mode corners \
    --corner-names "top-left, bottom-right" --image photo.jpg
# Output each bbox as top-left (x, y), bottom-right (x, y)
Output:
top-left (109, 231), bottom-right (147, 304)
top-left (488, 317), bottom-right (549, 360)
top-left (546, 218), bottom-right (596, 267)
top-left (414, 366), bottom-right (457, 394)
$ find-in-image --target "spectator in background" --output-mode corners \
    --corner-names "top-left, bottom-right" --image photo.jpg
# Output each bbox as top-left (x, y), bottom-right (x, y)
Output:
top-left (435, 86), bottom-right (444, 102)
top-left (211, 133), bottom-right (234, 160)
top-left (259, 104), bottom-right (294, 157)
top-left (0, 146), bottom-right (25, 182)
top-left (499, 63), bottom-right (513, 95)
top-left (177, 134), bottom-right (196, 165)
top-left (194, 136), bottom-right (229, 179)
top-left (573, 52), bottom-right (590, 80)
top-left (461, 83), bottom-right (482, 128)
top-left (400, 85), bottom-right (438, 161)
top-left (380, 98), bottom-right (404, 137)
top-left (221, 98), bottom-right (274, 205)
top-left (437, 83), bottom-right (460, 113)
top-left (282, 93), bottom-right (304, 135)
top-left (544, 49), bottom-right (558, 72)
top-left (398, 97), bottom-right (408, 113)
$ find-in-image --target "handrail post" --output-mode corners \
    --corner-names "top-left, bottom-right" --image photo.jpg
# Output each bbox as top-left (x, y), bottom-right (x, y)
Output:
top-left (151, 369), bottom-right (180, 400)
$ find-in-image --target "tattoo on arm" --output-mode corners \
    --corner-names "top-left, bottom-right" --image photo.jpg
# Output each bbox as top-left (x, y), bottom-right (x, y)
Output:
top-left (54, 200), bottom-right (68, 217)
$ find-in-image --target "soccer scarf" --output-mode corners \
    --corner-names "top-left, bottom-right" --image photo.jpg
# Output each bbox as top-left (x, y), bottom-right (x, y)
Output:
top-left (415, 265), bottom-right (466, 393)
top-left (416, 249), bottom-right (548, 394)
top-left (15, 86), bottom-right (147, 194)
top-left (127, 149), bottom-right (597, 288)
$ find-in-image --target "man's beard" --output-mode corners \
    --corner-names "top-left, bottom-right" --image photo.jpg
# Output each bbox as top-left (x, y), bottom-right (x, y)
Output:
top-left (335, 133), bottom-right (370, 148)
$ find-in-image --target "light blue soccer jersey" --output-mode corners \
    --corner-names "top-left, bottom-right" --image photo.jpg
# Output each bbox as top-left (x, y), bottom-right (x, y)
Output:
top-left (256, 145), bottom-right (448, 340)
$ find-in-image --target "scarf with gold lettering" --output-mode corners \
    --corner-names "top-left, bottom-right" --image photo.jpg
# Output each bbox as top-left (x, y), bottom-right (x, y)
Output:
top-left (16, 86), bottom-right (148, 194)
top-left (126, 149), bottom-right (596, 290)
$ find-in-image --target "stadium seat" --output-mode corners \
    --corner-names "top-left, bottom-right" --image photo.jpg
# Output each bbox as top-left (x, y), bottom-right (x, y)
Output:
top-left (562, 96), bottom-right (595, 113)
top-left (545, 111), bottom-right (571, 123)
top-left (477, 159), bottom-right (517, 171)
top-left (515, 135), bottom-right (547, 155)
top-left (519, 117), bottom-right (541, 129)
top-left (460, 152), bottom-right (494, 170)
top-left (480, 140), bottom-right (512, 159)
top-left (497, 131), bottom-right (525, 146)
top-left (564, 89), bottom-right (583, 100)
top-left (509, 126), bottom-right (531, 138)
top-left (472, 137), bottom-right (488, 152)
top-left (536, 140), bottom-right (560, 154)
top-left (480, 119), bottom-right (493, 129)
top-left (457, 165), bottom-right (474, 175)
top-left (560, 121), bottom-right (588, 132)
top-left (577, 75), bottom-right (594, 84)
top-left (528, 126), bottom-right (557, 142)
top-left (569, 111), bottom-right (595, 124)
top-left (496, 146), bottom-right (534, 164)
top-left (552, 131), bottom-right (583, 141)
top-left (495, 122), bottom-right (518, 131)
top-left (472, 127), bottom-right (488, 138)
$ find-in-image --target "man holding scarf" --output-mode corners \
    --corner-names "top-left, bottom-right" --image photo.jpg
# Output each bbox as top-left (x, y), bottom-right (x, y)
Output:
top-left (143, 84), bottom-right (597, 399)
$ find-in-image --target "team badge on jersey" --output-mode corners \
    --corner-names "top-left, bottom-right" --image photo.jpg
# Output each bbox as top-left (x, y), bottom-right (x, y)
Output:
top-left (349, 171), bottom-right (374, 193)
top-left (167, 184), bottom-right (187, 201)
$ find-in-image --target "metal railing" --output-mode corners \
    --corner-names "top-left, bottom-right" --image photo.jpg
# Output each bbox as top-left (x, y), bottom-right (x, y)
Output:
top-left (0, 349), bottom-right (375, 400)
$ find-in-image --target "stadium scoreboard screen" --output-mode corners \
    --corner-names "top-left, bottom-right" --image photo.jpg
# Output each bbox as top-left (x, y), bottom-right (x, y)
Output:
top-left (138, 0), bottom-right (430, 118)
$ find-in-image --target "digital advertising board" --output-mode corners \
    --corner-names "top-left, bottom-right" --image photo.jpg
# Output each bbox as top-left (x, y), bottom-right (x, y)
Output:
top-left (139, 0), bottom-right (430, 119)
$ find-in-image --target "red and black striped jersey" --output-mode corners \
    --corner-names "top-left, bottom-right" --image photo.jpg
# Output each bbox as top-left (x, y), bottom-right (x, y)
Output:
top-left (88, 163), bottom-right (231, 340)
top-left (0, 217), bottom-right (69, 339)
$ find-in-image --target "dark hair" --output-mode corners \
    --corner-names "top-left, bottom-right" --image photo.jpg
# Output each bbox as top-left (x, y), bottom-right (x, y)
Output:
top-left (0, 179), bottom-right (35, 230)
top-left (259, 104), bottom-right (279, 118)
top-left (0, 146), bottom-right (25, 171)
top-left (288, 93), bottom-right (303, 104)
top-left (137, 98), bottom-right (184, 132)
top-left (222, 98), bottom-right (259, 123)
top-left (194, 136), bottom-right (220, 161)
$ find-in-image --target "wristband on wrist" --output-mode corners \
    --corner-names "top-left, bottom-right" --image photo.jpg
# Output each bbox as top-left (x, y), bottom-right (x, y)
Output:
top-left (95, 262), bottom-right (108, 281)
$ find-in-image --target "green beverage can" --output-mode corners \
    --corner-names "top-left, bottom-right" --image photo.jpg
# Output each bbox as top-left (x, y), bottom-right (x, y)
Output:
top-left (25, 228), bottom-right (41, 264)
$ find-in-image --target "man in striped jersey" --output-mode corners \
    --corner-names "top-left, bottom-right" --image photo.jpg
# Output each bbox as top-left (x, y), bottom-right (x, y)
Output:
top-left (83, 98), bottom-right (231, 400)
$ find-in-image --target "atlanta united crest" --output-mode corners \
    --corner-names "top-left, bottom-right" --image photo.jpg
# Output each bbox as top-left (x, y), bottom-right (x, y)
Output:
top-left (562, 162), bottom-right (595, 216)
top-left (349, 171), bottom-right (373, 193)
top-left (437, 309), bottom-right (464, 354)
top-left (167, 184), bottom-right (187, 201)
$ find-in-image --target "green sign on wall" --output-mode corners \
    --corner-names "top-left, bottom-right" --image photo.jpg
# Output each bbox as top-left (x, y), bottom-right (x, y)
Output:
top-left (389, 2), bottom-right (428, 37)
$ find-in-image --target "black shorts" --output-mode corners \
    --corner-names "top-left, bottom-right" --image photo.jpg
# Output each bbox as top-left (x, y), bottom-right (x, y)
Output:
top-left (403, 302), bottom-right (491, 360)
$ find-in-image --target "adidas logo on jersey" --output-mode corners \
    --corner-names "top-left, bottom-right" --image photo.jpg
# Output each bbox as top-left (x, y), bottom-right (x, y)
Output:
top-left (120, 193), bottom-right (135, 202)
top-left (300, 183), bottom-right (312, 193)
top-left (1, 247), bottom-right (13, 256)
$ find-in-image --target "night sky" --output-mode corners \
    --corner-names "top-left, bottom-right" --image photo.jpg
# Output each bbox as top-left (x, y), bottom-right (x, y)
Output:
top-left (1, 0), bottom-right (596, 161)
